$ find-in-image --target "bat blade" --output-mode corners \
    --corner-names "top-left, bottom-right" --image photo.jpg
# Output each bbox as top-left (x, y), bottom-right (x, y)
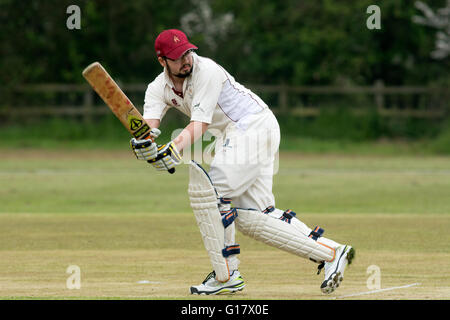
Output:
top-left (82, 62), bottom-right (151, 140)
top-left (82, 62), bottom-right (175, 173)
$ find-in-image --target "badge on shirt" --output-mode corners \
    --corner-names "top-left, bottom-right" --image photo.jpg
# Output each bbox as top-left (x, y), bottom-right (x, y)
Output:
top-left (193, 103), bottom-right (205, 113)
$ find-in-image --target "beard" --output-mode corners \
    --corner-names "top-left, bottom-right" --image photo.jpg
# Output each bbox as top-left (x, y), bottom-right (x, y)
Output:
top-left (174, 70), bottom-right (192, 78)
top-left (167, 63), bottom-right (193, 78)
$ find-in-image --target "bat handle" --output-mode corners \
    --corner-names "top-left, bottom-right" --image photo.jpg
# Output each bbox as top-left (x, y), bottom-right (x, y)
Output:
top-left (146, 159), bottom-right (176, 174)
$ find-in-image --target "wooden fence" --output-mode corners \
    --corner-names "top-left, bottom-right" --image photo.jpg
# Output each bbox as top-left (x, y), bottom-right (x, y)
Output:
top-left (2, 82), bottom-right (449, 121)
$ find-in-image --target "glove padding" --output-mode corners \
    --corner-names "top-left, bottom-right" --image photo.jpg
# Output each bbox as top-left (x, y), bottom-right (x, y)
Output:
top-left (148, 141), bottom-right (182, 172)
top-left (130, 128), bottom-right (161, 161)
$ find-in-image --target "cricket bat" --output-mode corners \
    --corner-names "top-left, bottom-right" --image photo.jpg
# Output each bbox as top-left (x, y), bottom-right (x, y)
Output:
top-left (82, 62), bottom-right (175, 173)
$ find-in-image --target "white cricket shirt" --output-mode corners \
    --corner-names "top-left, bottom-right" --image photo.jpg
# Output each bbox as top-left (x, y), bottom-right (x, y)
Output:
top-left (143, 53), bottom-right (268, 135)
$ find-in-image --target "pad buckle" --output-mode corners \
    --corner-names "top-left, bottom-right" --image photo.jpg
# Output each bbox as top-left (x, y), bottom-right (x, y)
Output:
top-left (222, 244), bottom-right (240, 258)
top-left (221, 208), bottom-right (238, 228)
top-left (308, 226), bottom-right (325, 241)
top-left (219, 197), bottom-right (232, 205)
top-left (280, 209), bottom-right (296, 224)
top-left (263, 206), bottom-right (275, 214)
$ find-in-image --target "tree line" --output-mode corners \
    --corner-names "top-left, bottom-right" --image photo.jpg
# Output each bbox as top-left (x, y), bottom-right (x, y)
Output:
top-left (1, 0), bottom-right (448, 89)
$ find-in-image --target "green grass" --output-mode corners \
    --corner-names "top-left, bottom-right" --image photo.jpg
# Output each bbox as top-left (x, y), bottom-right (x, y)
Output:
top-left (1, 149), bottom-right (449, 215)
top-left (0, 149), bottom-right (449, 299)
top-left (0, 212), bottom-right (448, 299)
top-left (279, 136), bottom-right (435, 155)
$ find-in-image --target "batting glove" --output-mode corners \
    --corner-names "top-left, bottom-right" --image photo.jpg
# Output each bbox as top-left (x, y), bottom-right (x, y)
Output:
top-left (130, 129), bottom-right (161, 161)
top-left (148, 128), bottom-right (161, 140)
top-left (148, 141), bottom-right (182, 173)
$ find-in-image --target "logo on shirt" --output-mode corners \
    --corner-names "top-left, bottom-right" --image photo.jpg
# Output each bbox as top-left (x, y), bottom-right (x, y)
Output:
top-left (223, 138), bottom-right (232, 149)
top-left (171, 98), bottom-right (179, 106)
top-left (193, 103), bottom-right (205, 113)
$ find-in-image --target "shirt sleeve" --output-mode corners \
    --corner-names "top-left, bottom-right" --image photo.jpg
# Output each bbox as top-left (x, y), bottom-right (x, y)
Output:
top-left (143, 81), bottom-right (171, 120)
top-left (190, 68), bottom-right (224, 124)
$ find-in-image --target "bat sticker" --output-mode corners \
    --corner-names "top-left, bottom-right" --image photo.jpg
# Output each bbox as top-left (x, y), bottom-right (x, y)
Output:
top-left (128, 115), bottom-right (143, 131)
top-left (133, 123), bottom-right (151, 139)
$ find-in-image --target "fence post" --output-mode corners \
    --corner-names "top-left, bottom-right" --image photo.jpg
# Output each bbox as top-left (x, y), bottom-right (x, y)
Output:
top-left (374, 79), bottom-right (385, 111)
top-left (278, 83), bottom-right (288, 114)
top-left (83, 87), bottom-right (93, 123)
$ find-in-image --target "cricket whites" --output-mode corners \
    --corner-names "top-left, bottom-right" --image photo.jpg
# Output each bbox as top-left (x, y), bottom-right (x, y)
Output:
top-left (82, 62), bottom-right (175, 173)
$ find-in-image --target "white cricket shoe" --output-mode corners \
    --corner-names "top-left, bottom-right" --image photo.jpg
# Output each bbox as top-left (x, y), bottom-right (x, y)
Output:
top-left (320, 245), bottom-right (355, 294)
top-left (190, 270), bottom-right (245, 295)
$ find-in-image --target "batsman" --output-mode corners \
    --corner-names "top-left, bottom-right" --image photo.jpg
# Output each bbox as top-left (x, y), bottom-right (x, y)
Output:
top-left (130, 29), bottom-right (355, 295)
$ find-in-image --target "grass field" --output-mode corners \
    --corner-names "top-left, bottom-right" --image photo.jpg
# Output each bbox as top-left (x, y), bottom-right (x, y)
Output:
top-left (0, 148), bottom-right (449, 300)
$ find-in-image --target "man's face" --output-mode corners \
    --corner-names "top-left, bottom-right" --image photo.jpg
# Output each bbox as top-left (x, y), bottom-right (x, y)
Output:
top-left (162, 50), bottom-right (194, 78)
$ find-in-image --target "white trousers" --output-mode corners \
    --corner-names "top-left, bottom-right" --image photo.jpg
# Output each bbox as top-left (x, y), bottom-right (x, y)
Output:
top-left (209, 109), bottom-right (280, 211)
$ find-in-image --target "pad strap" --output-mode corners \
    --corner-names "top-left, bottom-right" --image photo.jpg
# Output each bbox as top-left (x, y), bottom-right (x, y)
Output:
top-left (263, 206), bottom-right (275, 214)
top-left (222, 244), bottom-right (241, 258)
top-left (309, 226), bottom-right (325, 241)
top-left (280, 209), bottom-right (296, 224)
top-left (221, 208), bottom-right (238, 228)
top-left (220, 197), bottom-right (232, 205)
